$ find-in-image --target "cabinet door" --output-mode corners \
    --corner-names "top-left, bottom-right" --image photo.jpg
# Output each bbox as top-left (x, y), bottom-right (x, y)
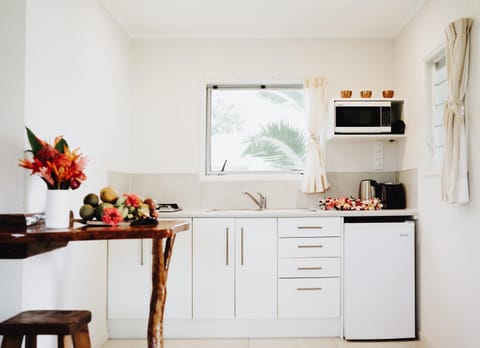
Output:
top-left (108, 219), bottom-right (192, 320)
top-left (158, 219), bottom-right (192, 319)
top-left (193, 218), bottom-right (235, 319)
top-left (108, 239), bottom-right (151, 319)
top-left (235, 218), bottom-right (277, 319)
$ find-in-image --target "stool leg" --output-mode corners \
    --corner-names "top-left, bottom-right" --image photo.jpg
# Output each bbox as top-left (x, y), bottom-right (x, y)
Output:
top-left (71, 324), bottom-right (91, 348)
top-left (58, 335), bottom-right (72, 348)
top-left (25, 335), bottom-right (36, 348)
top-left (0, 335), bottom-right (23, 348)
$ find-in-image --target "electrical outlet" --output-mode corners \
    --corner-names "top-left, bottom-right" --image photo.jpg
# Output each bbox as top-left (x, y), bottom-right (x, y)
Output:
top-left (374, 141), bottom-right (384, 170)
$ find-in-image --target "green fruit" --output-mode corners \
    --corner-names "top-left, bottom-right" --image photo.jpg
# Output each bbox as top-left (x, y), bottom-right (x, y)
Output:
top-left (94, 202), bottom-right (114, 220)
top-left (83, 193), bottom-right (99, 207)
top-left (79, 204), bottom-right (95, 220)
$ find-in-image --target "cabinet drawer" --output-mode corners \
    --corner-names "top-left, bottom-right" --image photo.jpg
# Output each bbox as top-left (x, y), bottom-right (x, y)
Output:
top-left (278, 258), bottom-right (340, 278)
top-left (279, 237), bottom-right (340, 257)
top-left (278, 218), bottom-right (341, 238)
top-left (278, 278), bottom-right (340, 318)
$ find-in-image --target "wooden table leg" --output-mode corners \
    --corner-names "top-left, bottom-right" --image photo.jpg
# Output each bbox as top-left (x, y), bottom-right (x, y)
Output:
top-left (147, 235), bottom-right (176, 348)
top-left (0, 335), bottom-right (23, 348)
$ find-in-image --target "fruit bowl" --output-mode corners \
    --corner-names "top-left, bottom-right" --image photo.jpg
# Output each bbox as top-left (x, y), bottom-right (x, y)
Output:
top-left (79, 187), bottom-right (159, 226)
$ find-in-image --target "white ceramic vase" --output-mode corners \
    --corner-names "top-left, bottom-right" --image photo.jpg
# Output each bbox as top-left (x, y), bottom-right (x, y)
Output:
top-left (45, 189), bottom-right (70, 229)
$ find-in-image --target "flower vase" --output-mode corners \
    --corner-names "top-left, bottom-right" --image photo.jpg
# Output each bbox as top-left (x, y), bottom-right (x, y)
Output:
top-left (45, 189), bottom-right (70, 229)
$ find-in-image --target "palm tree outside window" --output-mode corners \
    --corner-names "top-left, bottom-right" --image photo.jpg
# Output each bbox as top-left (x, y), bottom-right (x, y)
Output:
top-left (206, 84), bottom-right (307, 175)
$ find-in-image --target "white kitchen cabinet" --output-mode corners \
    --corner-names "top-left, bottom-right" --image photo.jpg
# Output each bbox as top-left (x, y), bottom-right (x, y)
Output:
top-left (278, 217), bottom-right (341, 238)
top-left (235, 218), bottom-right (278, 319)
top-left (278, 217), bottom-right (342, 319)
top-left (278, 258), bottom-right (340, 278)
top-left (108, 219), bottom-right (192, 321)
top-left (278, 278), bottom-right (340, 318)
top-left (193, 218), bottom-right (277, 319)
top-left (192, 218), bottom-right (235, 319)
top-left (278, 237), bottom-right (340, 257)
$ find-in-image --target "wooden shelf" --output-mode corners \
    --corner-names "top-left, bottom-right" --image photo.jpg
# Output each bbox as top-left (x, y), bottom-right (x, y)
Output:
top-left (327, 134), bottom-right (406, 142)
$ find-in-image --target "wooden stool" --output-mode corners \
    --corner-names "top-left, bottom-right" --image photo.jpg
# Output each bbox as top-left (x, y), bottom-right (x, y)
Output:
top-left (0, 310), bottom-right (91, 348)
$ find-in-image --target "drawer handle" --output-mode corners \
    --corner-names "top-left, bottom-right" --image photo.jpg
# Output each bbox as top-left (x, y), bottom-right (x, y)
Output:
top-left (226, 227), bottom-right (229, 266)
top-left (297, 226), bottom-right (323, 230)
top-left (297, 245), bottom-right (323, 248)
top-left (297, 287), bottom-right (322, 291)
top-left (241, 227), bottom-right (244, 266)
top-left (297, 267), bottom-right (323, 271)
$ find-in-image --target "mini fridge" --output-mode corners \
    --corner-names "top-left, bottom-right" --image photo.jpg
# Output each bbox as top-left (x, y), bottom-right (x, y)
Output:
top-left (343, 220), bottom-right (415, 340)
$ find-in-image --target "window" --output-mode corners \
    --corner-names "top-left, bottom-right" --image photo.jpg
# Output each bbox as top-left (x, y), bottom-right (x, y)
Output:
top-left (206, 84), bottom-right (306, 176)
top-left (425, 46), bottom-right (447, 173)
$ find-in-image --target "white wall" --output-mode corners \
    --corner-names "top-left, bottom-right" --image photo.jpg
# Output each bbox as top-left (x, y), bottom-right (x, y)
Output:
top-left (0, 0), bottom-right (26, 330)
top-left (394, 1), bottom-right (480, 347)
top-left (0, 0), bottom-right (26, 213)
top-left (0, 0), bottom-right (130, 347)
top-left (130, 38), bottom-right (398, 173)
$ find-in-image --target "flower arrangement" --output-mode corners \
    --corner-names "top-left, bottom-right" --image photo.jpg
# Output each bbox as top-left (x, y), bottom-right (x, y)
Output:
top-left (19, 127), bottom-right (87, 190)
top-left (319, 196), bottom-right (383, 211)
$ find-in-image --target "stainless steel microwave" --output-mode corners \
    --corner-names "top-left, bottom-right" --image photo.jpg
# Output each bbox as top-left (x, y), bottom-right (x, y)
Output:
top-left (334, 100), bottom-right (396, 134)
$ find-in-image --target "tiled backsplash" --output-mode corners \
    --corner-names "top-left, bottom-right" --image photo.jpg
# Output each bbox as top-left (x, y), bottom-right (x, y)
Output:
top-left (108, 170), bottom-right (417, 210)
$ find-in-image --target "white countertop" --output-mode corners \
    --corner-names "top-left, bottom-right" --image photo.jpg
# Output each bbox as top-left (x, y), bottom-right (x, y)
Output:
top-left (157, 208), bottom-right (417, 219)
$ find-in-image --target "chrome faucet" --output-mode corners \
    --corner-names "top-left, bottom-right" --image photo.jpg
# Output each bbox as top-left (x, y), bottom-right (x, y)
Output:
top-left (242, 191), bottom-right (267, 210)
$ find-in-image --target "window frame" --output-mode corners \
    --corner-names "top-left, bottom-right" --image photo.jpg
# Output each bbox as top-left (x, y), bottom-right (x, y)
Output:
top-left (424, 44), bottom-right (447, 176)
top-left (204, 83), bottom-right (306, 177)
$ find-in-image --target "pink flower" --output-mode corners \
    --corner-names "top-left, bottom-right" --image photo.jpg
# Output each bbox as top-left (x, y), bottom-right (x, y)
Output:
top-left (102, 207), bottom-right (123, 226)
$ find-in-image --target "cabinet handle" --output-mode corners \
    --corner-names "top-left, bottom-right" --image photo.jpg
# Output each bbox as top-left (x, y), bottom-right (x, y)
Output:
top-left (226, 227), bottom-right (229, 266)
top-left (241, 227), bottom-right (244, 266)
top-left (140, 239), bottom-right (144, 266)
top-left (297, 267), bottom-right (323, 271)
top-left (297, 287), bottom-right (322, 291)
top-left (297, 226), bottom-right (323, 229)
top-left (297, 245), bottom-right (323, 248)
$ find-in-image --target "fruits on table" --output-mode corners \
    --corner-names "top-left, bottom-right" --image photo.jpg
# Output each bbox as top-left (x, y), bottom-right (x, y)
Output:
top-left (100, 186), bottom-right (119, 203)
top-left (144, 198), bottom-right (159, 218)
top-left (94, 202), bottom-right (114, 220)
top-left (80, 188), bottom-right (160, 224)
top-left (83, 193), bottom-right (99, 207)
top-left (79, 204), bottom-right (95, 220)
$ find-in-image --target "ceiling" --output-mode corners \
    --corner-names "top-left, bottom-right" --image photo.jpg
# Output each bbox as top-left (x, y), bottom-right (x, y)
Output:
top-left (101, 0), bottom-right (426, 39)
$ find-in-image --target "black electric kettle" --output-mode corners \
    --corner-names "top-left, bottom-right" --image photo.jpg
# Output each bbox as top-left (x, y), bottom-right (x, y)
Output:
top-left (381, 183), bottom-right (406, 209)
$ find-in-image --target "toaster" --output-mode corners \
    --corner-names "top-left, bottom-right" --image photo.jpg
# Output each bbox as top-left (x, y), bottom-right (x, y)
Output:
top-left (381, 183), bottom-right (406, 209)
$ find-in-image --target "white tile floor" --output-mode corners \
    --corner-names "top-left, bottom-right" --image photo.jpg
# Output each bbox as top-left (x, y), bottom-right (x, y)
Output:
top-left (102, 338), bottom-right (428, 348)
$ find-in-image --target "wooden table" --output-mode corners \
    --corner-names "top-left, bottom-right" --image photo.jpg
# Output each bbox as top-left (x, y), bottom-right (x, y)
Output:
top-left (0, 218), bottom-right (190, 348)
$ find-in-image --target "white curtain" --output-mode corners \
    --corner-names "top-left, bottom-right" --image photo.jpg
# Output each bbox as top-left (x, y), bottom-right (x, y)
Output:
top-left (301, 77), bottom-right (330, 193)
top-left (441, 18), bottom-right (473, 204)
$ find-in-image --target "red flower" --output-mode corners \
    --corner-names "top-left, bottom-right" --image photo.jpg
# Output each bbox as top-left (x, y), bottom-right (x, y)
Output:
top-left (102, 207), bottom-right (123, 226)
top-left (19, 127), bottom-right (87, 190)
top-left (124, 193), bottom-right (142, 208)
